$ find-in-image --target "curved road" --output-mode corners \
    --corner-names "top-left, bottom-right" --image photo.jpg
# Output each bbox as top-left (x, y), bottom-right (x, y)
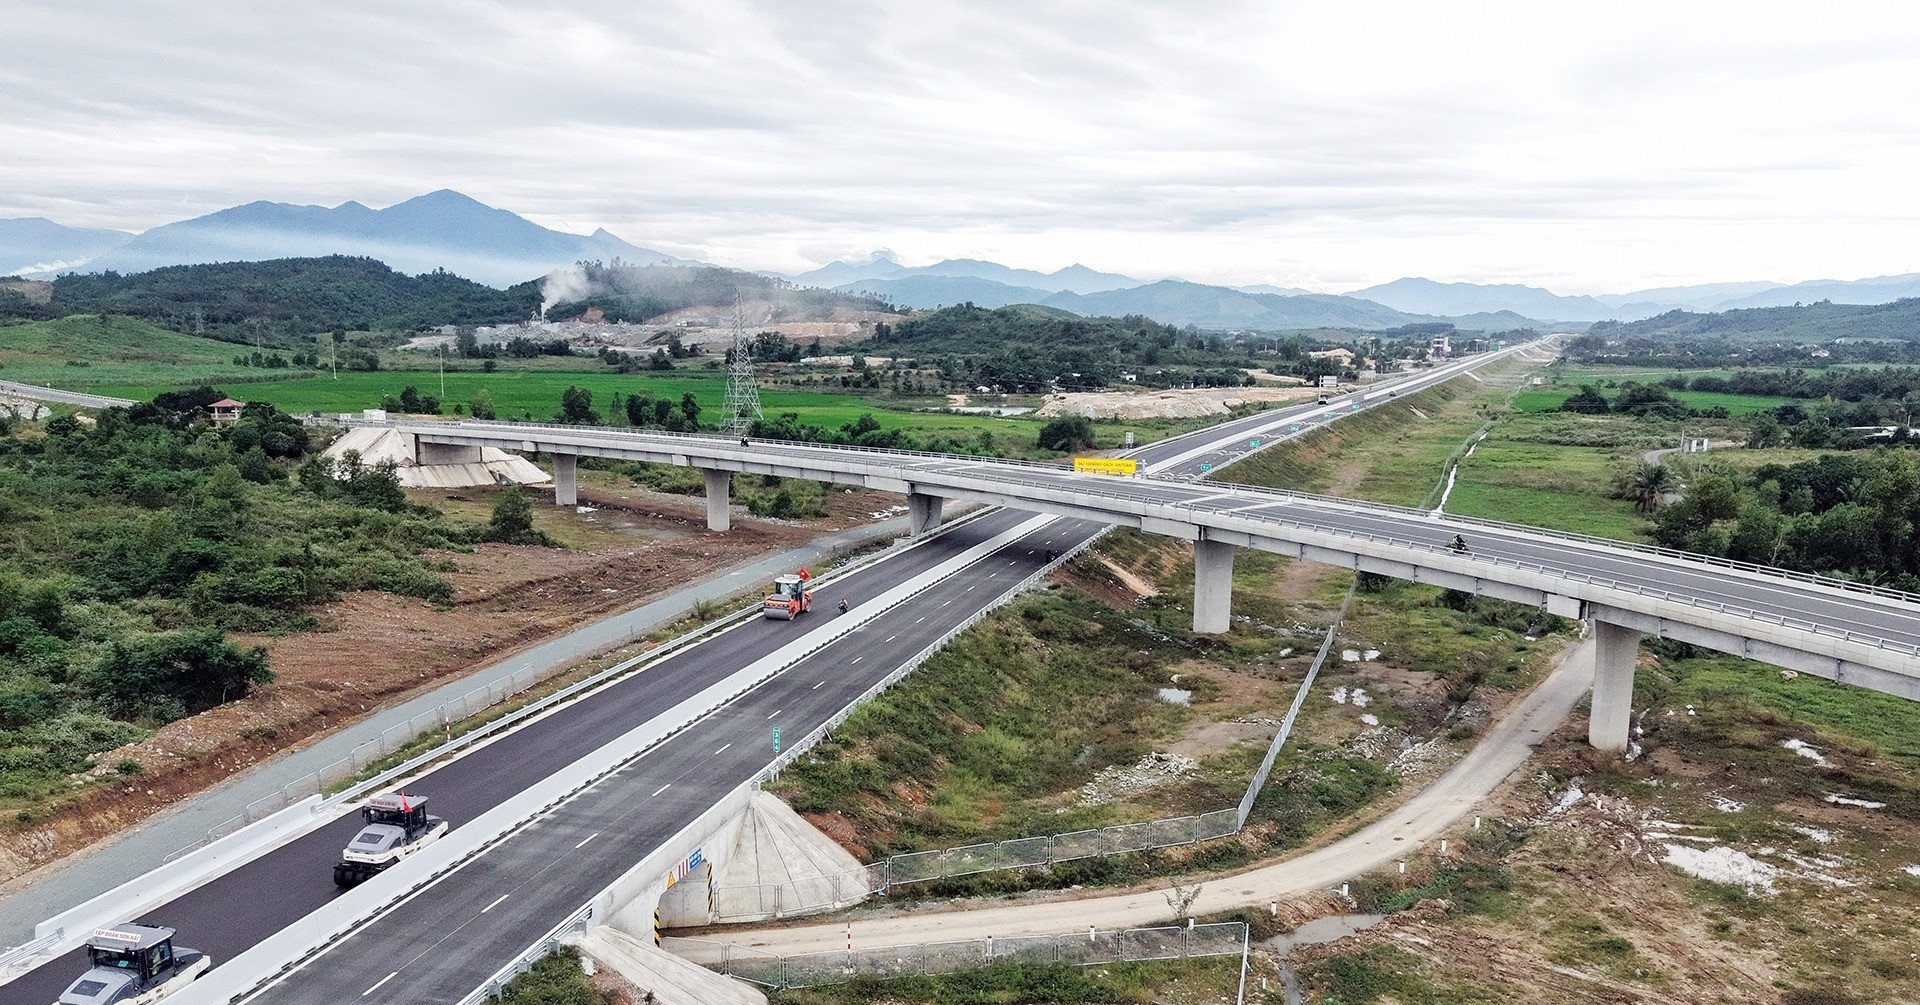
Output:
top-left (697, 633), bottom-right (1596, 955)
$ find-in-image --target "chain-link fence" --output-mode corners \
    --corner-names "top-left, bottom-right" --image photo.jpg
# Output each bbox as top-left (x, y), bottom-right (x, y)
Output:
top-left (712, 583), bottom-right (1357, 921)
top-left (667, 921), bottom-right (1250, 992)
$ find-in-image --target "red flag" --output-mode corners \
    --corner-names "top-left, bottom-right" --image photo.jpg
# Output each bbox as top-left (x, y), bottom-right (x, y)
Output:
top-left (798, 567), bottom-right (811, 580)
top-left (398, 792), bottom-right (411, 812)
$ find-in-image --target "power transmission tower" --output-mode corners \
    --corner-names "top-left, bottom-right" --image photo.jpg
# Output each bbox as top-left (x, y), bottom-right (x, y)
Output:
top-left (723, 307), bottom-right (763, 433)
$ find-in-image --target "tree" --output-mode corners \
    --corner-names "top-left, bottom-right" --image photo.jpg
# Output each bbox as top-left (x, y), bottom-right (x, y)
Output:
top-left (556, 386), bottom-right (599, 424)
top-left (1623, 463), bottom-right (1677, 514)
top-left (483, 487), bottom-right (551, 546)
top-left (469, 388), bottom-right (497, 420)
top-left (1558, 385), bottom-right (1611, 414)
top-left (1037, 415), bottom-right (1096, 452)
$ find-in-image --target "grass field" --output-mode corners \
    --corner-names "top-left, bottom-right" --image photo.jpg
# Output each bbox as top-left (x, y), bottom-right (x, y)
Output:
top-left (1447, 436), bottom-right (1645, 539)
top-left (1513, 387), bottom-right (1792, 415)
top-left (0, 315), bottom-right (264, 386)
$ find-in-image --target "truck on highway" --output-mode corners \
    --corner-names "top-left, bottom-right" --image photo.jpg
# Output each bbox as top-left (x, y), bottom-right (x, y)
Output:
top-left (333, 792), bottom-right (448, 887)
top-left (762, 572), bottom-right (815, 620)
top-left (55, 924), bottom-right (208, 1005)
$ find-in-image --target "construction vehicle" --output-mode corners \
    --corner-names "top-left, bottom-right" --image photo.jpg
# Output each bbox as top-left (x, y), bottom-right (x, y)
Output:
top-left (333, 792), bottom-right (448, 887)
top-left (762, 572), bottom-right (815, 620)
top-left (55, 924), bottom-right (208, 1004)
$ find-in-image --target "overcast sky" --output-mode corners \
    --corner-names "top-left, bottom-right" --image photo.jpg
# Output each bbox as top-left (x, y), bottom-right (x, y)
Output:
top-left (7, 1), bottom-right (1920, 294)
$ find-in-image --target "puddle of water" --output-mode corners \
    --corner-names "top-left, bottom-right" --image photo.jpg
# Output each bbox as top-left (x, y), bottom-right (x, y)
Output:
top-left (1265, 913), bottom-right (1387, 1005)
top-left (1157, 687), bottom-right (1192, 705)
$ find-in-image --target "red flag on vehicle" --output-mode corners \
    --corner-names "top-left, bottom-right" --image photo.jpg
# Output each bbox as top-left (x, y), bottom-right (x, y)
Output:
top-left (398, 792), bottom-right (411, 812)
top-left (798, 567), bottom-right (811, 580)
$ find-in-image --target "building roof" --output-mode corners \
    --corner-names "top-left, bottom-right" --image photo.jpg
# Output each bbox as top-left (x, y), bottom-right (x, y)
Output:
top-left (209, 398), bottom-right (247, 408)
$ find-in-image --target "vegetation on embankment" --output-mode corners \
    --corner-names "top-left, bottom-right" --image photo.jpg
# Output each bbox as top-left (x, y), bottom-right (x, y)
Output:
top-left (767, 957), bottom-right (1243, 1005)
top-left (0, 393), bottom-right (483, 816)
top-left (497, 948), bottom-right (618, 1005)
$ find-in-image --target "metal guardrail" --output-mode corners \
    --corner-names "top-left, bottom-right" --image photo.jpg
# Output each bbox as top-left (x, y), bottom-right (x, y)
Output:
top-left (456, 905), bottom-right (597, 1005)
top-left (153, 514), bottom-right (982, 865)
top-left (668, 921), bottom-right (1251, 994)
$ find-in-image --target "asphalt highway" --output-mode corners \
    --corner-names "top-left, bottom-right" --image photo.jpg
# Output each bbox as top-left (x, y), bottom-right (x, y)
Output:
top-left (2, 349), bottom-right (1529, 1001)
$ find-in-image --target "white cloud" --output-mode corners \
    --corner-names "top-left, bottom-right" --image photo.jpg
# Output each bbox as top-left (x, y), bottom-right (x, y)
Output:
top-left (5, 0), bottom-right (1920, 293)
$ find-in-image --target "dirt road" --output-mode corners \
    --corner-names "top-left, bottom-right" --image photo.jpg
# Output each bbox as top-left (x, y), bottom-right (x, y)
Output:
top-left (705, 633), bottom-right (1595, 955)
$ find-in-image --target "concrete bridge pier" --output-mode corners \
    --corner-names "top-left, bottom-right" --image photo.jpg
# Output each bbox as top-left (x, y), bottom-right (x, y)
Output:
top-left (703, 468), bottom-right (731, 531)
top-left (1588, 619), bottom-right (1644, 751)
top-left (553, 452), bottom-right (578, 506)
top-left (907, 491), bottom-right (945, 537)
top-left (1192, 539), bottom-right (1237, 634)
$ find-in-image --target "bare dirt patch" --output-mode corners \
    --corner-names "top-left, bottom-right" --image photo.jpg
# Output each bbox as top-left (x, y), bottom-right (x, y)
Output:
top-left (1035, 386), bottom-right (1317, 421)
top-left (0, 492), bottom-right (847, 886)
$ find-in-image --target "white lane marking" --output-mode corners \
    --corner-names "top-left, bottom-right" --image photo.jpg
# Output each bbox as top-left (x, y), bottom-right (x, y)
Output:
top-left (574, 834), bottom-right (598, 850)
top-left (852, 656), bottom-right (864, 664)
top-left (966, 584), bottom-right (976, 591)
top-left (364, 972), bottom-right (398, 996)
top-left (916, 616), bottom-right (926, 623)
top-left (942, 599), bottom-right (952, 606)
top-left (989, 572), bottom-right (997, 578)
top-left (651, 784), bottom-right (672, 797)
top-left (812, 680), bottom-right (826, 689)
top-left (715, 743), bottom-right (731, 754)
top-left (483, 893), bottom-right (512, 911)
top-left (886, 635), bottom-right (896, 642)
top-left (766, 709), bottom-right (782, 719)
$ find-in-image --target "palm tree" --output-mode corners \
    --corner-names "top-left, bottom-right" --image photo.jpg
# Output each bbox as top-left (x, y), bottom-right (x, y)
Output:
top-left (1627, 463), bottom-right (1678, 514)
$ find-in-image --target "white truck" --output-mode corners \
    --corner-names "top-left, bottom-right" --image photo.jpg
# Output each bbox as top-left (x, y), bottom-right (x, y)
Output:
top-left (55, 924), bottom-right (208, 1005)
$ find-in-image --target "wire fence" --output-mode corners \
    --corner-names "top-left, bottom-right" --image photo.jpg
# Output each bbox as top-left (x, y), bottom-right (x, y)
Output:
top-left (666, 921), bottom-right (1250, 993)
top-left (709, 583), bottom-right (1356, 921)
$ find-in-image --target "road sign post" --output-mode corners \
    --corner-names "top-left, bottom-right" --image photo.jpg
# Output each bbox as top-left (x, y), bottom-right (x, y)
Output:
top-left (772, 726), bottom-right (781, 752)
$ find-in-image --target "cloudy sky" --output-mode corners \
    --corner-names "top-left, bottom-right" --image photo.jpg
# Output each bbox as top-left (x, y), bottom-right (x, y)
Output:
top-left (7, 0), bottom-right (1920, 293)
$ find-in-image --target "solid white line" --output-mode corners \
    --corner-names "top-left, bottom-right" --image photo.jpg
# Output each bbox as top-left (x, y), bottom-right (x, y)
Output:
top-left (651, 784), bottom-right (672, 797)
top-left (364, 972), bottom-right (398, 996)
top-left (573, 834), bottom-right (597, 849)
top-left (483, 893), bottom-right (512, 911)
top-left (715, 743), bottom-right (731, 754)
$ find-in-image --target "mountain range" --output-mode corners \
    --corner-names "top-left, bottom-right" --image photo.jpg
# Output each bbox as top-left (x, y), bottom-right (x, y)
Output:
top-left (2, 191), bottom-right (689, 287)
top-left (9, 191), bottom-right (1920, 331)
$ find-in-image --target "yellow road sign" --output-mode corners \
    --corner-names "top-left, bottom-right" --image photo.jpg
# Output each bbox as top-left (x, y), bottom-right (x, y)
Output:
top-left (1073, 457), bottom-right (1139, 477)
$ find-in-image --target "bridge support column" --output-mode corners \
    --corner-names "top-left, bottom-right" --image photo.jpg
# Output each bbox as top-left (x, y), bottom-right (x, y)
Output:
top-left (1588, 619), bottom-right (1643, 752)
top-left (1192, 539), bottom-right (1237, 634)
top-left (703, 468), bottom-right (731, 532)
top-left (553, 452), bottom-right (577, 507)
top-left (907, 491), bottom-right (945, 537)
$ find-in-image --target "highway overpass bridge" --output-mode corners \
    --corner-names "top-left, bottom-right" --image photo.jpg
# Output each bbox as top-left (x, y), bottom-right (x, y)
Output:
top-left (388, 374), bottom-right (1920, 753)
top-left (19, 340), bottom-right (1916, 1004)
top-left (5, 351), bottom-right (1522, 1003)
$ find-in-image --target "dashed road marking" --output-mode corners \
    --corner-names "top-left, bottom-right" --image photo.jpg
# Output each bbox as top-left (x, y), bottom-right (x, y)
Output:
top-left (651, 784), bottom-right (672, 797)
top-left (365, 973), bottom-right (398, 996)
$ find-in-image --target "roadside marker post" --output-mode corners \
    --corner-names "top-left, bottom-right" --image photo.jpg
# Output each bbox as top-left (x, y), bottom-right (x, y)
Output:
top-left (772, 726), bottom-right (781, 752)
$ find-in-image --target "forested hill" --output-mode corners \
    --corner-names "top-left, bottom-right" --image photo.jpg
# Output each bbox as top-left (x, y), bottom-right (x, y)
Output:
top-left (26, 256), bottom-right (542, 342)
top-left (1590, 298), bottom-right (1920, 342)
top-left (858, 303), bottom-right (1350, 390)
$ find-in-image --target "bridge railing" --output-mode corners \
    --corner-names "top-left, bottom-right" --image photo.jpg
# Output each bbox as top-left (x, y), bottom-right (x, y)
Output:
top-left (1189, 504), bottom-right (1920, 657)
top-left (1168, 477), bottom-right (1920, 607)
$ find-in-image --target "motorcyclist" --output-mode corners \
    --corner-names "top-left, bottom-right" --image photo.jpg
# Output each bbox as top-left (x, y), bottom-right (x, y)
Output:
top-left (838, 598), bottom-right (850, 614)
top-left (1450, 534), bottom-right (1469, 553)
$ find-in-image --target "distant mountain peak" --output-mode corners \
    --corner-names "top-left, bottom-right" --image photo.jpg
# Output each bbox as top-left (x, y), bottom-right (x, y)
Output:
top-left (33, 190), bottom-right (689, 287)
